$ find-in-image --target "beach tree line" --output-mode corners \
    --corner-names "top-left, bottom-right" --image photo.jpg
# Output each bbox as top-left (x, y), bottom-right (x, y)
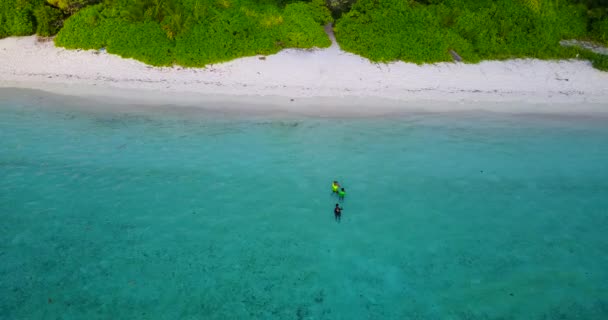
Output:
top-left (0, 0), bottom-right (607, 70)
top-left (335, 0), bottom-right (608, 69)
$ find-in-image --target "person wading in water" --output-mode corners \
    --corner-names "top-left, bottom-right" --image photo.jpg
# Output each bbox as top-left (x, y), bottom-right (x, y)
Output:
top-left (334, 203), bottom-right (343, 222)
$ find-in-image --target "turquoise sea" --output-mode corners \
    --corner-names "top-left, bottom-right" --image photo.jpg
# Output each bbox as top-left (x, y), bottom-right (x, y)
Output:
top-left (1, 90), bottom-right (608, 319)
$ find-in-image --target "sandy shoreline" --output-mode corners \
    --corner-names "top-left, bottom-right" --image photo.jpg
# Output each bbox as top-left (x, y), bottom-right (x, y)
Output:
top-left (1, 35), bottom-right (608, 115)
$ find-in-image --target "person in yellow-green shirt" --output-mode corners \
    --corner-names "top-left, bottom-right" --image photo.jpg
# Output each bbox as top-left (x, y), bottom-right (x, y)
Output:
top-left (332, 181), bottom-right (340, 194)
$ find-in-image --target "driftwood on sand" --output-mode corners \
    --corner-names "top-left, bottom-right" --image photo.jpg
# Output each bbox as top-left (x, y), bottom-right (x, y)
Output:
top-left (449, 49), bottom-right (462, 62)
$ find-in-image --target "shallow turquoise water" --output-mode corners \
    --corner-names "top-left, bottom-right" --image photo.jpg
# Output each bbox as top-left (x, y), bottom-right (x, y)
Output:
top-left (1, 94), bottom-right (608, 319)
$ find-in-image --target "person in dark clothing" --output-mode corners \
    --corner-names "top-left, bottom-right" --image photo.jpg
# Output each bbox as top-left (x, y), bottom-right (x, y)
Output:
top-left (334, 203), bottom-right (343, 222)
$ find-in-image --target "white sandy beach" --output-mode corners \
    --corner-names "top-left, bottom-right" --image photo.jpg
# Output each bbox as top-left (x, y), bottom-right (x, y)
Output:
top-left (1, 34), bottom-right (608, 114)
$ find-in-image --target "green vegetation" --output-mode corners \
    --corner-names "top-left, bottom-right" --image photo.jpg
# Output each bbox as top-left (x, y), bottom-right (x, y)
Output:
top-left (0, 0), bottom-right (85, 39)
top-left (594, 18), bottom-right (608, 43)
top-left (46, 0), bottom-right (101, 13)
top-left (325, 0), bottom-right (357, 17)
top-left (334, 0), bottom-right (591, 64)
top-left (54, 0), bottom-right (332, 66)
top-left (577, 0), bottom-right (608, 44)
top-left (0, 0), bottom-right (607, 69)
top-left (33, 4), bottom-right (64, 36)
top-left (1, 0), bottom-right (40, 38)
top-left (576, 46), bottom-right (608, 70)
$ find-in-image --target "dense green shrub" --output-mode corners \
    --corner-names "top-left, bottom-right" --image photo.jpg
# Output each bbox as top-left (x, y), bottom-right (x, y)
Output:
top-left (34, 4), bottom-right (63, 36)
top-left (0, 0), bottom-right (40, 37)
top-left (0, 0), bottom-right (75, 38)
top-left (308, 0), bottom-right (334, 24)
top-left (53, 5), bottom-right (108, 48)
top-left (335, 0), bottom-right (594, 64)
top-left (334, 0), bottom-right (472, 63)
top-left (54, 5), bottom-right (173, 65)
top-left (592, 18), bottom-right (608, 44)
top-left (282, 2), bottom-right (332, 47)
top-left (56, 0), bottom-right (333, 66)
top-left (106, 21), bottom-right (174, 65)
